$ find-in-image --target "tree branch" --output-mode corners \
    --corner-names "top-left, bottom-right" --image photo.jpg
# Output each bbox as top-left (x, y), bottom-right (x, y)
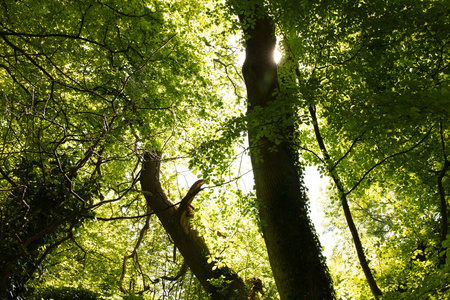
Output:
top-left (119, 205), bottom-right (152, 294)
top-left (346, 126), bottom-right (434, 195)
top-left (331, 131), bottom-right (366, 172)
top-left (139, 151), bottom-right (247, 299)
top-left (308, 104), bottom-right (382, 298)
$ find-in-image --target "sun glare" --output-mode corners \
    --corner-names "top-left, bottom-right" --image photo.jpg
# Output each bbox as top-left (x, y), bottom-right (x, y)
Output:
top-left (237, 48), bottom-right (282, 65)
top-left (274, 48), bottom-right (282, 63)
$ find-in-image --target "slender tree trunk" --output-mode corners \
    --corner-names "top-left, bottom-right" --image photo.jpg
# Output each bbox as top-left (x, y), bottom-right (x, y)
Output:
top-left (140, 152), bottom-right (247, 299)
top-left (438, 123), bottom-right (449, 242)
top-left (438, 162), bottom-right (449, 242)
top-left (308, 106), bottom-right (383, 299)
top-left (233, 3), bottom-right (335, 299)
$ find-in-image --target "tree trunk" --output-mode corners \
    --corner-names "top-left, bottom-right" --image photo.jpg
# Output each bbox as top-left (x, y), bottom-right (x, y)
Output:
top-left (140, 152), bottom-right (247, 299)
top-left (309, 106), bottom-right (383, 299)
top-left (234, 4), bottom-right (335, 299)
top-left (438, 123), bottom-right (450, 243)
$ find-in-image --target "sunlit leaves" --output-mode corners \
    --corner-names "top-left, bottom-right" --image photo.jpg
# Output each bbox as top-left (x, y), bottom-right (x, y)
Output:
top-left (0, 0), bottom-right (278, 298)
top-left (269, 0), bottom-right (450, 298)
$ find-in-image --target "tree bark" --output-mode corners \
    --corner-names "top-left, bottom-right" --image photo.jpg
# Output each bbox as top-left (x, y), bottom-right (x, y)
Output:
top-left (309, 106), bottom-right (383, 299)
top-left (438, 161), bottom-right (449, 242)
top-left (234, 4), bottom-right (335, 299)
top-left (139, 152), bottom-right (247, 299)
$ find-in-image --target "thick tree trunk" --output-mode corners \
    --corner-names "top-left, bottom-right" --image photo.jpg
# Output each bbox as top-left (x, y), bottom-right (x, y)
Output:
top-left (235, 4), bottom-right (335, 300)
top-left (140, 152), bottom-right (247, 299)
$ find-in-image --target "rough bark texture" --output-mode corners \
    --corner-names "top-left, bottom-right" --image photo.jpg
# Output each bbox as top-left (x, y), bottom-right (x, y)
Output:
top-left (237, 6), bottom-right (335, 300)
top-left (140, 152), bottom-right (247, 299)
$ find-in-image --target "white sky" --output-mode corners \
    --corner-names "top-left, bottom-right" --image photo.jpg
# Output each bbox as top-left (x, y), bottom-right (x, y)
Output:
top-left (237, 47), bottom-right (282, 65)
top-left (177, 160), bottom-right (332, 257)
top-left (304, 166), bottom-right (333, 258)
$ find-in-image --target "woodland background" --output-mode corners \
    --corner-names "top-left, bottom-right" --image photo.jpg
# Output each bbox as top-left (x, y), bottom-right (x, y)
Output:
top-left (0, 0), bottom-right (449, 299)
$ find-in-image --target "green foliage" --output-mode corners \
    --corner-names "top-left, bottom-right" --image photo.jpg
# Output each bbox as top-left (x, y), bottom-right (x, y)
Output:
top-left (0, 0), bottom-right (276, 299)
top-left (1, 0), bottom-right (449, 298)
top-left (269, 0), bottom-right (450, 298)
top-left (121, 294), bottom-right (144, 300)
top-left (33, 286), bottom-right (100, 300)
top-left (0, 155), bottom-right (97, 297)
top-left (0, 0), bottom-right (254, 298)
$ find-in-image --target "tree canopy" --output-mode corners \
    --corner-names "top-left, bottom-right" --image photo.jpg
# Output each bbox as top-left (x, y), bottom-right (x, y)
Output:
top-left (0, 0), bottom-right (449, 299)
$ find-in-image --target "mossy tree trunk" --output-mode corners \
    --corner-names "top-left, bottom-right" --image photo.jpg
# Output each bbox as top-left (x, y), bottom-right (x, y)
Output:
top-left (140, 152), bottom-right (247, 299)
top-left (232, 2), bottom-right (335, 299)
